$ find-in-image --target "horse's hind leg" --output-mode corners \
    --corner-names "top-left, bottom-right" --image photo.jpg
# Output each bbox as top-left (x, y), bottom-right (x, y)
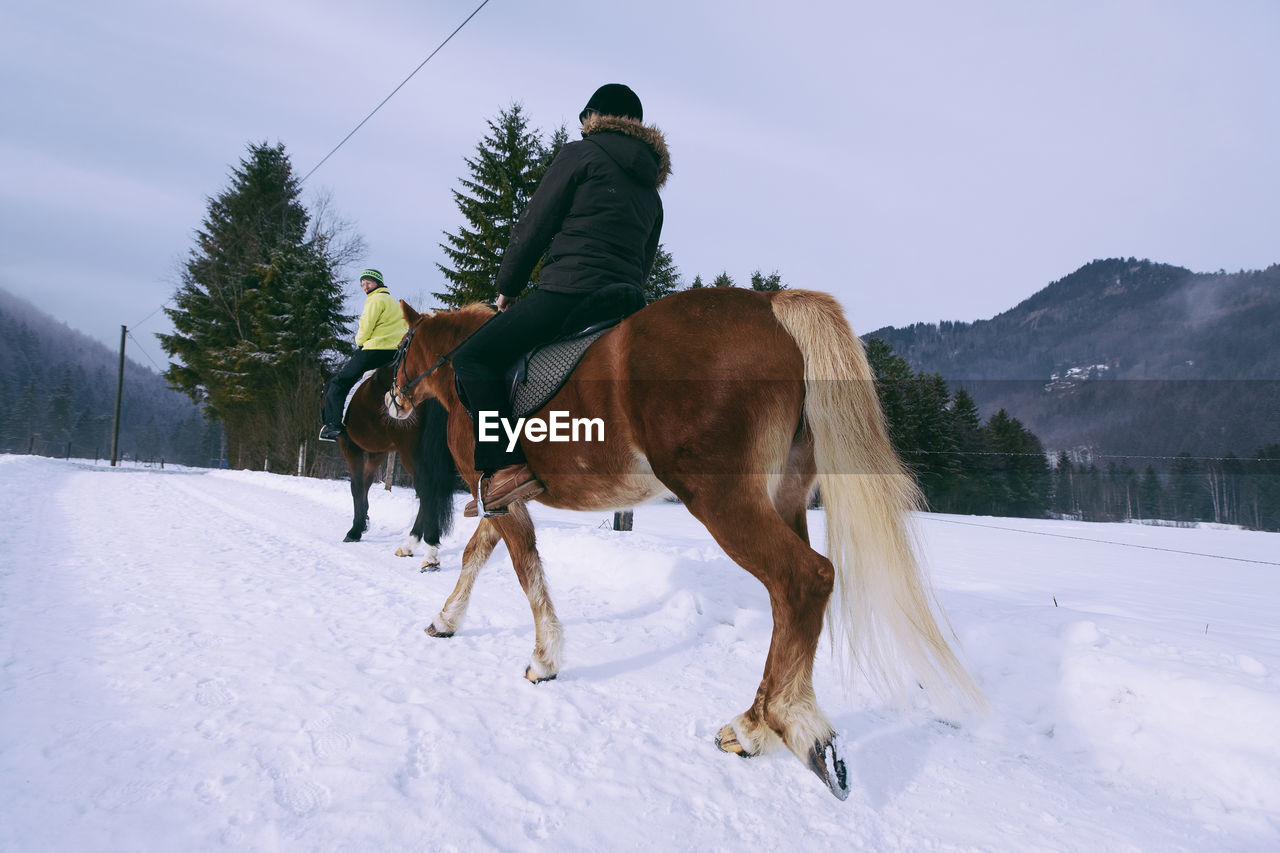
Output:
top-left (682, 488), bottom-right (843, 795)
top-left (396, 491), bottom-right (440, 570)
top-left (493, 503), bottom-right (563, 683)
top-left (343, 442), bottom-right (386, 542)
top-left (427, 518), bottom-right (501, 637)
top-left (397, 401), bottom-right (457, 571)
top-left (774, 428), bottom-right (817, 545)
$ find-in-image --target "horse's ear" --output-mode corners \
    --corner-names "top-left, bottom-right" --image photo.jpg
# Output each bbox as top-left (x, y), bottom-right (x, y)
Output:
top-left (401, 300), bottom-right (420, 324)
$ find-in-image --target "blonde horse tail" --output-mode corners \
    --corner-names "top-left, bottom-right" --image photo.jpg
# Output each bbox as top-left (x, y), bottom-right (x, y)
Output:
top-left (770, 289), bottom-right (985, 715)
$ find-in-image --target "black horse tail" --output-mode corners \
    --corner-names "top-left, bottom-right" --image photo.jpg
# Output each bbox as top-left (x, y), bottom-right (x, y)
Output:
top-left (413, 397), bottom-right (458, 544)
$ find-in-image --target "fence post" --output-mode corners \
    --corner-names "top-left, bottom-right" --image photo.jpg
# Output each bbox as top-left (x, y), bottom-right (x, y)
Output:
top-left (110, 325), bottom-right (126, 467)
top-left (297, 441), bottom-right (306, 476)
top-left (612, 509), bottom-right (633, 531)
top-left (384, 452), bottom-right (397, 491)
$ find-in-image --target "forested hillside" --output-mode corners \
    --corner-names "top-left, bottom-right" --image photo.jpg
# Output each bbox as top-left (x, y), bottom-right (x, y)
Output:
top-left (868, 259), bottom-right (1280, 457)
top-left (0, 287), bottom-right (218, 464)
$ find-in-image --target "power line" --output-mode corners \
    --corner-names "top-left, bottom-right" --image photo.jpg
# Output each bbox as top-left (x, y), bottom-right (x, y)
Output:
top-left (132, 300), bottom-right (171, 331)
top-left (922, 515), bottom-right (1280, 567)
top-left (126, 329), bottom-right (166, 374)
top-left (129, 1), bottom-right (493, 335)
top-left (299, 0), bottom-right (493, 185)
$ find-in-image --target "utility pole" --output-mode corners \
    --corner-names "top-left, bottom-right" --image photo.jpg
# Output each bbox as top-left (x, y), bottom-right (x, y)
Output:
top-left (110, 325), bottom-right (126, 467)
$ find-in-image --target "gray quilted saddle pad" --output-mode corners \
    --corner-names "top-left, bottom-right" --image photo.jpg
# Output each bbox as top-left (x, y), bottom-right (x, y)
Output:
top-left (506, 326), bottom-right (612, 418)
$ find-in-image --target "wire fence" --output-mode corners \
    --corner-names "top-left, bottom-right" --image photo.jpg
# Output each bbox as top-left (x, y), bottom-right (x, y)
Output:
top-left (8, 437), bottom-right (1276, 562)
top-left (10, 432), bottom-right (1278, 473)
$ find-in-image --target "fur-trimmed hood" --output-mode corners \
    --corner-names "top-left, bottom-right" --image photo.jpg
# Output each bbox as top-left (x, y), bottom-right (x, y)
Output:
top-left (581, 114), bottom-right (671, 189)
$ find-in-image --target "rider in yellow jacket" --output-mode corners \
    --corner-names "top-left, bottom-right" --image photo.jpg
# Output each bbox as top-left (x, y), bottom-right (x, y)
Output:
top-left (320, 269), bottom-right (409, 440)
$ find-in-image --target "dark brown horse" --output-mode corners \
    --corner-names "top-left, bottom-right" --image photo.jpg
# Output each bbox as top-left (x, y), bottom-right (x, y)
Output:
top-left (386, 287), bottom-right (982, 798)
top-left (338, 364), bottom-right (457, 570)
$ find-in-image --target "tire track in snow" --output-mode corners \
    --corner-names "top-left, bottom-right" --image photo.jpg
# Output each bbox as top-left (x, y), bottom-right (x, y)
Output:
top-left (14, 465), bottom-right (458, 847)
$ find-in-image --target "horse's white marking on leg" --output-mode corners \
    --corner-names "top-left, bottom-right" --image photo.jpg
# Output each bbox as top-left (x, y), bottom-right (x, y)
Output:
top-left (433, 579), bottom-right (471, 634)
top-left (431, 526), bottom-right (495, 634)
top-left (722, 712), bottom-right (784, 756)
top-left (520, 562), bottom-right (562, 681)
top-left (419, 544), bottom-right (440, 569)
top-left (395, 534), bottom-right (421, 558)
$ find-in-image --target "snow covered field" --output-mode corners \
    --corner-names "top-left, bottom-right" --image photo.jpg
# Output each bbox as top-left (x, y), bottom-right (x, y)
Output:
top-left (1, 454), bottom-right (1277, 851)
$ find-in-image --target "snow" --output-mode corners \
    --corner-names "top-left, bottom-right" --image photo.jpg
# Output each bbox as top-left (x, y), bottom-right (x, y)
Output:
top-left (1, 454), bottom-right (1277, 851)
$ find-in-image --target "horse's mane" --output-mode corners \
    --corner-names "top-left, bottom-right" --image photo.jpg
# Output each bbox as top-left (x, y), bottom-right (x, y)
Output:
top-left (429, 302), bottom-right (496, 349)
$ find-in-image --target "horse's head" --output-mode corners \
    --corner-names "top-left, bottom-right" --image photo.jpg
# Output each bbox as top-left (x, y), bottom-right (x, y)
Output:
top-left (385, 301), bottom-right (433, 420)
top-left (385, 301), bottom-right (495, 420)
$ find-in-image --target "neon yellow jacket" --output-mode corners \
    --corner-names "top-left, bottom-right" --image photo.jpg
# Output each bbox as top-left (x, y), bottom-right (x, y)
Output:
top-left (355, 286), bottom-right (408, 350)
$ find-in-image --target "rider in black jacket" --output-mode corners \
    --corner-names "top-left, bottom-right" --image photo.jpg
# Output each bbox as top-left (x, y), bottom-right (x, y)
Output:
top-left (452, 83), bottom-right (671, 516)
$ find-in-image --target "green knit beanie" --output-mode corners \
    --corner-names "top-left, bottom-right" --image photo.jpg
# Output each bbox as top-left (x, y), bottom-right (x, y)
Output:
top-left (359, 269), bottom-right (385, 287)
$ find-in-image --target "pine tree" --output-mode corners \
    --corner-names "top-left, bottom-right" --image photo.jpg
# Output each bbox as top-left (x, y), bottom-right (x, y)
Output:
top-left (863, 337), bottom-right (956, 507)
top-left (904, 373), bottom-right (959, 507)
top-left (983, 409), bottom-right (1051, 518)
top-left (749, 269), bottom-right (787, 291)
top-left (436, 104), bottom-right (551, 307)
top-left (942, 387), bottom-right (992, 514)
top-left (712, 271), bottom-right (736, 288)
top-left (688, 275), bottom-right (706, 289)
top-left (8, 378), bottom-right (39, 451)
top-left (1169, 452), bottom-right (1206, 522)
top-left (46, 367), bottom-right (75, 447)
top-left (644, 244), bottom-right (683, 301)
top-left (863, 336), bottom-right (914, 454)
top-left (542, 124), bottom-right (569, 168)
top-left (1138, 465), bottom-right (1163, 521)
top-left (159, 141), bottom-right (357, 471)
top-left (1052, 452), bottom-right (1076, 518)
top-left (1078, 463), bottom-right (1103, 520)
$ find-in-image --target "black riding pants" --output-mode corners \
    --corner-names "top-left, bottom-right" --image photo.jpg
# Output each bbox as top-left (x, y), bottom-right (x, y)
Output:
top-left (322, 348), bottom-right (397, 426)
top-left (451, 288), bottom-right (588, 472)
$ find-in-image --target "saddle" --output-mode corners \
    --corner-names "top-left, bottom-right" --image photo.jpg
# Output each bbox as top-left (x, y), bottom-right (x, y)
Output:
top-left (341, 368), bottom-right (381, 423)
top-left (459, 283), bottom-right (646, 419)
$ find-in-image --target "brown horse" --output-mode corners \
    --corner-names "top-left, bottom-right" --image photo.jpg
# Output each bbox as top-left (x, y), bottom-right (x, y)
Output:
top-left (386, 287), bottom-right (982, 799)
top-left (337, 364), bottom-right (457, 570)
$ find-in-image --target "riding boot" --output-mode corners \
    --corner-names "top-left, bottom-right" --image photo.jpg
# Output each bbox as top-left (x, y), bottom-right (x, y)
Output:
top-left (464, 464), bottom-right (544, 517)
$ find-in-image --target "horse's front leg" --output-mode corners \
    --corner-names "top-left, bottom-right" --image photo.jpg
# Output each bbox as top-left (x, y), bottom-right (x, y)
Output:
top-left (494, 503), bottom-right (562, 683)
top-left (426, 518), bottom-right (500, 637)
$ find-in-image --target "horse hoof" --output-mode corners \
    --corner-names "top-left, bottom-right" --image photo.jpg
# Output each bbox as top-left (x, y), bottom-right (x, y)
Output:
top-left (395, 547), bottom-right (412, 557)
top-left (343, 533), bottom-right (361, 542)
top-left (419, 563), bottom-right (440, 573)
top-left (715, 724), bottom-right (753, 758)
top-left (807, 737), bottom-right (850, 801)
top-left (524, 666), bottom-right (556, 684)
top-left (425, 624), bottom-right (453, 638)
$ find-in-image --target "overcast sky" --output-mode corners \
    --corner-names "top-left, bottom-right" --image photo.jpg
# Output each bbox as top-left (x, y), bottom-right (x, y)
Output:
top-left (3, 0), bottom-right (1277, 369)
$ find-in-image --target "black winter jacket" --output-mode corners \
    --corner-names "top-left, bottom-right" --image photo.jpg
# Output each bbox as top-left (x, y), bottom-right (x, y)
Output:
top-left (495, 115), bottom-right (671, 298)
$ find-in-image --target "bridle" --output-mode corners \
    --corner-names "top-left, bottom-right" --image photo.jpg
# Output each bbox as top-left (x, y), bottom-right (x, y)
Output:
top-left (388, 320), bottom-right (449, 411)
top-left (388, 312), bottom-right (498, 410)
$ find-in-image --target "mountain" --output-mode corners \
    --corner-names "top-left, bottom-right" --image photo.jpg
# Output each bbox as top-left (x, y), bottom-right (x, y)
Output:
top-left (0, 286), bottom-right (218, 464)
top-left (867, 258), bottom-right (1280, 458)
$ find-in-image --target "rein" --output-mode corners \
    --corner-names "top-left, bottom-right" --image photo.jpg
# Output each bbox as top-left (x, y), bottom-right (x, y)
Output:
top-left (390, 312), bottom-right (498, 406)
